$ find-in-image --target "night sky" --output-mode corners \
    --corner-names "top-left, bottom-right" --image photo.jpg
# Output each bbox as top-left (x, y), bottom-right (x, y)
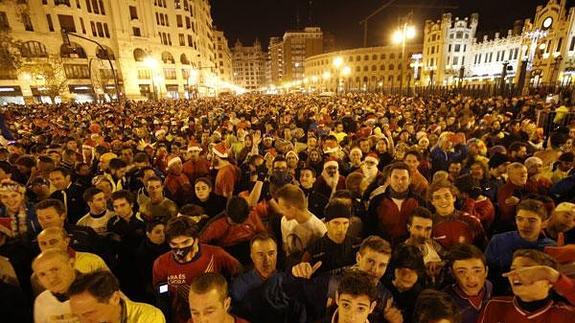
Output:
top-left (211, 0), bottom-right (575, 49)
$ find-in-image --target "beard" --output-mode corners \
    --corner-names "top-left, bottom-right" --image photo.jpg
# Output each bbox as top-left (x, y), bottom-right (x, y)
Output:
top-left (322, 171), bottom-right (340, 190)
top-left (362, 164), bottom-right (378, 182)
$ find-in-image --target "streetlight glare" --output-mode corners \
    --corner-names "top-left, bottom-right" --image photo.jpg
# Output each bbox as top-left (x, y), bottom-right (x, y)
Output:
top-left (406, 26), bottom-right (416, 39)
top-left (144, 56), bottom-right (158, 69)
top-left (342, 65), bottom-right (351, 76)
top-left (333, 56), bottom-right (344, 68)
top-left (322, 71), bottom-right (331, 80)
top-left (392, 30), bottom-right (403, 44)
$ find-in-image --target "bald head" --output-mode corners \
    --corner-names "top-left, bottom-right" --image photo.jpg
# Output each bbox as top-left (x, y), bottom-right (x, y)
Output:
top-left (37, 227), bottom-right (70, 252)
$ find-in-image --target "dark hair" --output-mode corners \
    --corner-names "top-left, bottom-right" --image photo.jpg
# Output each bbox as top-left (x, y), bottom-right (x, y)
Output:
top-left (145, 219), bottom-right (165, 233)
top-left (389, 244), bottom-right (426, 275)
top-left (331, 189), bottom-right (353, 200)
top-left (387, 161), bottom-right (411, 175)
top-left (38, 155), bottom-right (55, 165)
top-left (299, 167), bottom-right (316, 178)
top-left (165, 216), bottom-right (198, 241)
top-left (179, 204), bottom-right (205, 217)
top-left (49, 167), bottom-right (71, 178)
top-left (517, 198), bottom-right (549, 220)
top-left (83, 187), bottom-right (104, 203)
top-left (108, 158), bottom-right (127, 170)
top-left (426, 179), bottom-right (458, 202)
top-left (133, 152), bottom-right (150, 164)
top-left (512, 249), bottom-right (558, 269)
top-left (194, 177), bottom-right (213, 189)
top-left (337, 270), bottom-right (379, 302)
top-left (0, 161), bottom-right (12, 175)
top-left (35, 199), bottom-right (66, 215)
top-left (404, 150), bottom-right (421, 161)
top-left (15, 155), bottom-right (36, 168)
top-left (509, 141), bottom-right (528, 153)
top-left (226, 196), bottom-right (250, 224)
top-left (413, 289), bottom-right (461, 323)
top-left (359, 235), bottom-right (392, 255)
top-left (110, 190), bottom-right (134, 204)
top-left (447, 243), bottom-right (486, 268)
top-left (269, 172), bottom-right (293, 198)
top-left (407, 207), bottom-right (433, 225)
top-left (67, 270), bottom-right (119, 302)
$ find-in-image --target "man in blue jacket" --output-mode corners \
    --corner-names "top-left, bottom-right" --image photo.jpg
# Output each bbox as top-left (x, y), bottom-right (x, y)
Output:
top-left (485, 199), bottom-right (556, 295)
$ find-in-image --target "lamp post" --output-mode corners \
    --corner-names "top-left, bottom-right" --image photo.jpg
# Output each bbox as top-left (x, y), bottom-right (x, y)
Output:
top-left (392, 21), bottom-right (416, 96)
top-left (322, 71), bottom-right (331, 92)
top-left (341, 65), bottom-right (351, 93)
top-left (333, 56), bottom-right (344, 94)
top-left (144, 56), bottom-right (159, 100)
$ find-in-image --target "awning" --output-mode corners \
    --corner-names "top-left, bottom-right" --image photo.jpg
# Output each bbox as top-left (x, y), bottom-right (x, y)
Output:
top-left (166, 85), bottom-right (179, 92)
top-left (68, 85), bottom-right (94, 94)
top-left (0, 86), bottom-right (22, 96)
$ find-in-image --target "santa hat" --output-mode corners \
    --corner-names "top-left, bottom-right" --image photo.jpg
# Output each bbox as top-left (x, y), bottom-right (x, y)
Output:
top-left (187, 142), bottom-right (203, 152)
top-left (167, 156), bottom-right (182, 168)
top-left (364, 153), bottom-right (379, 164)
top-left (89, 123), bottom-right (101, 134)
top-left (0, 218), bottom-right (12, 237)
top-left (323, 141), bottom-right (340, 154)
top-left (212, 142), bottom-right (228, 159)
top-left (350, 147), bottom-right (363, 157)
top-left (286, 150), bottom-right (299, 160)
top-left (324, 157), bottom-right (339, 169)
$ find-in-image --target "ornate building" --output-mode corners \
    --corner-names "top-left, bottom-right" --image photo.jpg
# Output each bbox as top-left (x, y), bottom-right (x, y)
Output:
top-left (0, 0), bottom-right (229, 103)
top-left (231, 39), bottom-right (266, 90)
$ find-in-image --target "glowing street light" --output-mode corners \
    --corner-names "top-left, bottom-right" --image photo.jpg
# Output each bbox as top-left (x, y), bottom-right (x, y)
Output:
top-left (333, 56), bottom-right (344, 68)
top-left (342, 65), bottom-right (351, 77)
top-left (322, 71), bottom-right (331, 80)
top-left (391, 22), bottom-right (416, 95)
top-left (144, 56), bottom-right (159, 100)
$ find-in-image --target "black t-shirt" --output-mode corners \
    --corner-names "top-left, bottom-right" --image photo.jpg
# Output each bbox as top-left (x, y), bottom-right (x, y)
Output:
top-left (305, 235), bottom-right (360, 275)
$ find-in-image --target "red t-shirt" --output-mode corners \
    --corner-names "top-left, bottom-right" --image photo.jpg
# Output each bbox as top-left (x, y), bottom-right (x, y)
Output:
top-left (478, 297), bottom-right (575, 323)
top-left (215, 164), bottom-right (240, 197)
top-left (432, 211), bottom-right (485, 249)
top-left (153, 244), bottom-right (241, 323)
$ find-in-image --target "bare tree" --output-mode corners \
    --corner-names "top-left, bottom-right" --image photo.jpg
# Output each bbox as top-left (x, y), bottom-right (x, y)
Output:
top-left (20, 56), bottom-right (68, 103)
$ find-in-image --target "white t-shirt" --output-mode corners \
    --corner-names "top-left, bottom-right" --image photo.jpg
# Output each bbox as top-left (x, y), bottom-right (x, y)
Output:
top-left (34, 290), bottom-right (79, 323)
top-left (281, 213), bottom-right (327, 256)
top-left (76, 210), bottom-right (114, 234)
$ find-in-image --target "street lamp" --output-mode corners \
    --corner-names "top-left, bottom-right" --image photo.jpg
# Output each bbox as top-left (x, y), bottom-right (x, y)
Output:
top-left (322, 71), bottom-right (331, 92)
top-left (392, 21), bottom-right (416, 96)
top-left (342, 65), bottom-right (351, 92)
top-left (144, 56), bottom-right (159, 100)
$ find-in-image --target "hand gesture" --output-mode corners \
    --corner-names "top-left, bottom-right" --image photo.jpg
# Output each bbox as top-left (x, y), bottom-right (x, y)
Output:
top-left (503, 265), bottom-right (560, 285)
top-left (291, 261), bottom-right (322, 279)
top-left (383, 298), bottom-right (403, 323)
top-left (505, 196), bottom-right (520, 206)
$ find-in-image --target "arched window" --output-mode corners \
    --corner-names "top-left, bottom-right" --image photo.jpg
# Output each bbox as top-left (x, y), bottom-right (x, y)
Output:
top-left (180, 53), bottom-right (189, 65)
top-left (161, 51), bottom-right (174, 64)
top-left (133, 48), bottom-right (146, 62)
top-left (60, 42), bottom-right (87, 58)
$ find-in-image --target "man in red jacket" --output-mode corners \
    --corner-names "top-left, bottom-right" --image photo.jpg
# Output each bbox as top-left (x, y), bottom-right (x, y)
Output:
top-left (497, 162), bottom-right (528, 232)
top-left (153, 217), bottom-right (241, 323)
top-left (368, 162), bottom-right (424, 245)
top-left (478, 249), bottom-right (575, 322)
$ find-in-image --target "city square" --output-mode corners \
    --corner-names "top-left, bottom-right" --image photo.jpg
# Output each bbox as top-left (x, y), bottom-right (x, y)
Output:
top-left (1, 0), bottom-right (575, 322)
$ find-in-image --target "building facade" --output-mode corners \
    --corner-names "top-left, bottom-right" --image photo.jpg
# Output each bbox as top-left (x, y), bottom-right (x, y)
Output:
top-left (266, 27), bottom-right (325, 86)
top-left (304, 44), bottom-right (422, 92)
top-left (213, 29), bottom-right (232, 83)
top-left (422, 0), bottom-right (575, 88)
top-left (0, 0), bottom-right (227, 103)
top-left (231, 39), bottom-right (266, 90)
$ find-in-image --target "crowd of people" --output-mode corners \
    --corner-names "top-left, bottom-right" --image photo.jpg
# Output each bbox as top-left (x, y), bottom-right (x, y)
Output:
top-left (0, 92), bottom-right (575, 323)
